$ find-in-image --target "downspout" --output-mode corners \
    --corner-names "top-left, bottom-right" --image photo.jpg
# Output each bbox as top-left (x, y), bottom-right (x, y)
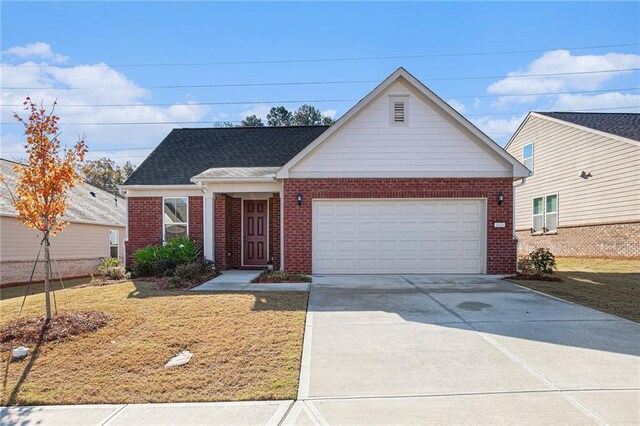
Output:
top-left (513, 177), bottom-right (527, 272)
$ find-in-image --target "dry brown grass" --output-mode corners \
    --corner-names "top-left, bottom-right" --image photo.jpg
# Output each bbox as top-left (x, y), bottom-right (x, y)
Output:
top-left (0, 281), bottom-right (308, 405)
top-left (508, 257), bottom-right (640, 322)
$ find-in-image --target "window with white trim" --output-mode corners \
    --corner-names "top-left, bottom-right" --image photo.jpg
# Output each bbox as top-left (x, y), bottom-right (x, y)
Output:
top-left (532, 197), bottom-right (544, 233)
top-left (163, 197), bottom-right (188, 241)
top-left (545, 194), bottom-right (558, 232)
top-left (389, 95), bottom-right (408, 126)
top-left (523, 143), bottom-right (533, 171)
top-left (109, 229), bottom-right (119, 258)
top-left (532, 194), bottom-right (559, 234)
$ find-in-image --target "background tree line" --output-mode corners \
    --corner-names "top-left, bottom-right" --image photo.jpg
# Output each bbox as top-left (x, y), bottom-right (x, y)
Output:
top-left (220, 104), bottom-right (335, 127)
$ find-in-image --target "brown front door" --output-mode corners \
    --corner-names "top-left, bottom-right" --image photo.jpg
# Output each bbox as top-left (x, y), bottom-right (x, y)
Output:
top-left (243, 200), bottom-right (268, 266)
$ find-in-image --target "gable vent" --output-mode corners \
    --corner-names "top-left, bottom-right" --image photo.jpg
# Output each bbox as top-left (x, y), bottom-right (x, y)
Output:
top-left (393, 101), bottom-right (405, 123)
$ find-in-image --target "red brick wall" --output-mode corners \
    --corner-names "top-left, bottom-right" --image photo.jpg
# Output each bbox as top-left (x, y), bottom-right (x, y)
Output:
top-left (269, 194), bottom-right (281, 270)
top-left (283, 178), bottom-right (516, 275)
top-left (126, 197), bottom-right (163, 264)
top-left (214, 194), bottom-right (241, 270)
top-left (517, 221), bottom-right (640, 258)
top-left (126, 196), bottom-right (204, 264)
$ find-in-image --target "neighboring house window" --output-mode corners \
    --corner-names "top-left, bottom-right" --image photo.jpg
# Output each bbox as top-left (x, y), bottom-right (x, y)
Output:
top-left (109, 229), bottom-right (119, 258)
top-left (523, 143), bottom-right (533, 171)
top-left (545, 194), bottom-right (558, 232)
top-left (389, 95), bottom-right (408, 126)
top-left (532, 197), bottom-right (544, 233)
top-left (531, 194), bottom-right (559, 234)
top-left (163, 197), bottom-right (188, 241)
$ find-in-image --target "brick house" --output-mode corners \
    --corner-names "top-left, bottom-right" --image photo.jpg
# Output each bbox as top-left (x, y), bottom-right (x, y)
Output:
top-left (122, 68), bottom-right (530, 275)
top-left (506, 112), bottom-right (640, 258)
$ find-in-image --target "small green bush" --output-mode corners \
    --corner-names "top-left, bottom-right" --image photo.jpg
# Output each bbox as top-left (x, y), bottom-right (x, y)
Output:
top-left (154, 259), bottom-right (177, 276)
top-left (98, 258), bottom-right (127, 280)
top-left (131, 237), bottom-right (201, 277)
top-left (528, 247), bottom-right (557, 275)
top-left (175, 262), bottom-right (202, 281)
top-left (517, 256), bottom-right (536, 275)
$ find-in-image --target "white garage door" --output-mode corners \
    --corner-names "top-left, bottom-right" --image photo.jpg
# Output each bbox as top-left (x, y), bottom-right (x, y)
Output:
top-left (313, 199), bottom-right (486, 274)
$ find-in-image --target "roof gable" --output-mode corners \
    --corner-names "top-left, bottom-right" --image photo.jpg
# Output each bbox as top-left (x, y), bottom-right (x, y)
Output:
top-left (124, 126), bottom-right (329, 186)
top-left (276, 67), bottom-right (529, 179)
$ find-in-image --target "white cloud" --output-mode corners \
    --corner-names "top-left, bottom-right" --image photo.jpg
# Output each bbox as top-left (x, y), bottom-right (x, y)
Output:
top-left (239, 104), bottom-right (273, 121)
top-left (446, 99), bottom-right (465, 113)
top-left (1, 44), bottom-right (209, 163)
top-left (2, 42), bottom-right (69, 63)
top-left (487, 50), bottom-right (640, 105)
top-left (550, 92), bottom-right (640, 112)
top-left (472, 114), bottom-right (527, 138)
top-left (321, 109), bottom-right (338, 118)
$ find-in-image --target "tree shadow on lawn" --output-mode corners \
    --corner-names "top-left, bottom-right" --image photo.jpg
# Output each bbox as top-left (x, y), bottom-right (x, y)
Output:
top-left (126, 280), bottom-right (308, 312)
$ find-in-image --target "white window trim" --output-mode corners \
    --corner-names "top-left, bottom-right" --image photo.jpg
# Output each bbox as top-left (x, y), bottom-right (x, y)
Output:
top-left (389, 95), bottom-right (409, 126)
top-left (162, 196), bottom-right (189, 242)
top-left (109, 229), bottom-right (120, 258)
top-left (523, 143), bottom-right (534, 173)
top-left (544, 193), bottom-right (559, 234)
top-left (531, 193), bottom-right (559, 235)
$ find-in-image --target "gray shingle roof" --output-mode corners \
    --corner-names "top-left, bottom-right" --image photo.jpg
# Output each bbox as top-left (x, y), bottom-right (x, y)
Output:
top-left (1, 158), bottom-right (125, 226)
top-left (124, 126), bottom-right (330, 185)
top-left (537, 112), bottom-right (640, 142)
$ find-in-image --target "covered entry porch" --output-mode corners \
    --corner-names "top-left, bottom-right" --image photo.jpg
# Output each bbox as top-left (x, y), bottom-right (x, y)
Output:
top-left (195, 167), bottom-right (283, 271)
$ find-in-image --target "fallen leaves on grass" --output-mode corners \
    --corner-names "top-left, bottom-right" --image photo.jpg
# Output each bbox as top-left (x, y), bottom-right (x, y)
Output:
top-left (1, 311), bottom-right (112, 351)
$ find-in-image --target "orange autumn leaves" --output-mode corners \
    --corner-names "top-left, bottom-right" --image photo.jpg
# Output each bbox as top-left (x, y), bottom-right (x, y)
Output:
top-left (6, 97), bottom-right (87, 236)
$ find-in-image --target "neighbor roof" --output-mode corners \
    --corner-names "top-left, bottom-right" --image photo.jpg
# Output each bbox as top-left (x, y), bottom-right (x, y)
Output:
top-left (123, 126), bottom-right (330, 186)
top-left (536, 112), bottom-right (640, 142)
top-left (1, 158), bottom-right (125, 226)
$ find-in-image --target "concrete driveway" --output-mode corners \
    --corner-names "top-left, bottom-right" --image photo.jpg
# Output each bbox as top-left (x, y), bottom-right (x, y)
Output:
top-left (285, 275), bottom-right (640, 425)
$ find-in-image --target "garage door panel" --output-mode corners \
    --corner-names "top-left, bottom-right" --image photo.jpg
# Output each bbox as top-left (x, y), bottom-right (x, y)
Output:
top-left (312, 199), bottom-right (485, 274)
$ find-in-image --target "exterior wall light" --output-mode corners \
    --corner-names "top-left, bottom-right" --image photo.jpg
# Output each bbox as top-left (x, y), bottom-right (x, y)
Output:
top-left (497, 192), bottom-right (504, 206)
top-left (297, 192), bottom-right (303, 206)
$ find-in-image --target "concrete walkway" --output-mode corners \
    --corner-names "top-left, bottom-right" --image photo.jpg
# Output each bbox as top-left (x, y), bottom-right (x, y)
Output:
top-left (191, 269), bottom-right (310, 292)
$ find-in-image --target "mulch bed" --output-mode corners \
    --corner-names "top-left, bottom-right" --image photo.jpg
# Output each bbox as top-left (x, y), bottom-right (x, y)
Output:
top-left (1, 311), bottom-right (112, 352)
top-left (142, 271), bottom-right (220, 290)
top-left (76, 278), bottom-right (129, 288)
top-left (504, 274), bottom-right (563, 282)
top-left (252, 271), bottom-right (312, 284)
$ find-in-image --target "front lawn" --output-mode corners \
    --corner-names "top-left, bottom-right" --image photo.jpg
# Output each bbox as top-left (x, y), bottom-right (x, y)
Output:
top-left (507, 257), bottom-right (640, 322)
top-left (0, 281), bottom-right (308, 405)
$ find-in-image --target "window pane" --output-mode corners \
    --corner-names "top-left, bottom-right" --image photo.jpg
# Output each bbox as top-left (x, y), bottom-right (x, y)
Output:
top-left (165, 224), bottom-right (187, 240)
top-left (110, 246), bottom-right (119, 258)
top-left (545, 213), bottom-right (557, 232)
top-left (175, 198), bottom-right (188, 222)
top-left (523, 144), bottom-right (533, 159)
top-left (164, 198), bottom-right (188, 224)
top-left (109, 230), bottom-right (119, 246)
top-left (524, 158), bottom-right (533, 171)
top-left (546, 194), bottom-right (558, 213)
top-left (532, 197), bottom-right (543, 215)
top-left (532, 215), bottom-right (543, 233)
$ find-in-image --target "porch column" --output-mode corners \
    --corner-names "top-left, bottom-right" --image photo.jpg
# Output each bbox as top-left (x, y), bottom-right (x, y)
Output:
top-left (203, 191), bottom-right (214, 261)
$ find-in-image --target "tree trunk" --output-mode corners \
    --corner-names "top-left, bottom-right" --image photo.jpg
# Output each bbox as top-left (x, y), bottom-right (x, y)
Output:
top-left (43, 232), bottom-right (52, 321)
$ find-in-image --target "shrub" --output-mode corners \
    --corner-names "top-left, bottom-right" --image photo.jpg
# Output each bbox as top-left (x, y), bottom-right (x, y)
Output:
top-left (529, 247), bottom-right (557, 275)
top-left (197, 259), bottom-right (216, 273)
top-left (517, 256), bottom-right (536, 275)
top-left (131, 237), bottom-right (201, 277)
top-left (175, 262), bottom-right (202, 281)
top-left (98, 257), bottom-right (127, 280)
top-left (154, 259), bottom-right (177, 276)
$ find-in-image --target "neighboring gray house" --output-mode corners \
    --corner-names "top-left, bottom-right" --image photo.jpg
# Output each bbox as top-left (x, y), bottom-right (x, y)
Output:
top-left (506, 112), bottom-right (640, 258)
top-left (0, 158), bottom-right (126, 286)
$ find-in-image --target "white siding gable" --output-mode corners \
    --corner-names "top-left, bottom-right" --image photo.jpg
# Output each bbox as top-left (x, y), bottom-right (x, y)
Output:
top-left (289, 79), bottom-right (512, 178)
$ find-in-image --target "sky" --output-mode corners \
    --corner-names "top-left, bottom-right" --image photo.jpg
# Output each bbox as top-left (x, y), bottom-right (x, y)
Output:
top-left (1, 1), bottom-right (639, 166)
